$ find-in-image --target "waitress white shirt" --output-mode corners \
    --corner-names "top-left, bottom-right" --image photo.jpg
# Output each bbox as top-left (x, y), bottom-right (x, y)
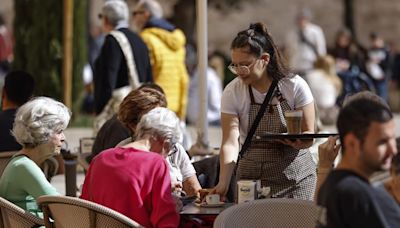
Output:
top-left (221, 75), bottom-right (314, 145)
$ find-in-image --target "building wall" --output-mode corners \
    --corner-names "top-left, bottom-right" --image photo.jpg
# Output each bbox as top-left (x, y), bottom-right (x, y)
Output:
top-left (3, 0), bottom-right (400, 55)
top-left (354, 0), bottom-right (400, 48)
top-left (0, 0), bottom-right (14, 31)
top-left (206, 0), bottom-right (343, 54)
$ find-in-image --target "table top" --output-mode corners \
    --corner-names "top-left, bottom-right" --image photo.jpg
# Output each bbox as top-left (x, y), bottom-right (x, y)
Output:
top-left (180, 202), bottom-right (234, 216)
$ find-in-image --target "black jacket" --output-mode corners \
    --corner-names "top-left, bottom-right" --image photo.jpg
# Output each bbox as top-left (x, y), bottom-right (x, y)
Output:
top-left (94, 28), bottom-right (153, 114)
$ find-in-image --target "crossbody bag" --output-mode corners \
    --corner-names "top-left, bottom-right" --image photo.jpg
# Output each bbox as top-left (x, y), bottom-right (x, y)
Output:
top-left (94, 30), bottom-right (141, 133)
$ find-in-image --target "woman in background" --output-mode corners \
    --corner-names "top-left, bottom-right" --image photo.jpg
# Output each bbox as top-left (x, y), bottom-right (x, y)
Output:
top-left (306, 55), bottom-right (342, 125)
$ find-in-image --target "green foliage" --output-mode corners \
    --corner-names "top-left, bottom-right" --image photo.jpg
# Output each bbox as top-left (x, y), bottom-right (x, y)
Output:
top-left (13, 0), bottom-right (88, 108)
top-left (72, 0), bottom-right (88, 113)
top-left (13, 0), bottom-right (63, 100)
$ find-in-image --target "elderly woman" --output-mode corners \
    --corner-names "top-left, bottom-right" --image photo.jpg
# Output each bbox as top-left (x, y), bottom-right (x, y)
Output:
top-left (81, 107), bottom-right (180, 227)
top-left (0, 97), bottom-right (70, 215)
top-left (117, 85), bottom-right (201, 196)
top-left (90, 85), bottom-right (201, 196)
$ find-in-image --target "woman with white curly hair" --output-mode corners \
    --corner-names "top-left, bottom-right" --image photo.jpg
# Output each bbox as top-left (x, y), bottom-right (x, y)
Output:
top-left (0, 97), bottom-right (70, 215)
top-left (81, 107), bottom-right (180, 227)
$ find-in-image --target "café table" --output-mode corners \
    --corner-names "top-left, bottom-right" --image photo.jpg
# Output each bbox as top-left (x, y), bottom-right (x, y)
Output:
top-left (180, 202), bottom-right (234, 228)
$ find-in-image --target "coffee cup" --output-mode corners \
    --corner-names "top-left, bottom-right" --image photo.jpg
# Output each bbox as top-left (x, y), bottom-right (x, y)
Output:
top-left (205, 194), bottom-right (220, 205)
top-left (285, 110), bottom-right (303, 134)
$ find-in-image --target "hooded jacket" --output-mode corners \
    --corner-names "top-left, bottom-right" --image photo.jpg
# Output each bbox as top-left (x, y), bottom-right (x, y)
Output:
top-left (141, 19), bottom-right (189, 119)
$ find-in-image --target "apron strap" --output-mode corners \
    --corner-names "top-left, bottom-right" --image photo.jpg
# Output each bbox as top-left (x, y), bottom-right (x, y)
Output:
top-left (238, 80), bottom-right (279, 161)
top-left (248, 85), bottom-right (256, 104)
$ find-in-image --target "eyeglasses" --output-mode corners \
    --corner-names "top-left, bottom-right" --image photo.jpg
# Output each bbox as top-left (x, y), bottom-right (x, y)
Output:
top-left (132, 10), bottom-right (145, 16)
top-left (168, 144), bottom-right (178, 157)
top-left (228, 59), bottom-right (257, 75)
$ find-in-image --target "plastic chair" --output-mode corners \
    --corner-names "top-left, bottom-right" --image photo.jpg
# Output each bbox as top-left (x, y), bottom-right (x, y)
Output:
top-left (37, 195), bottom-right (142, 228)
top-left (0, 151), bottom-right (17, 178)
top-left (213, 198), bottom-right (321, 228)
top-left (0, 196), bottom-right (44, 228)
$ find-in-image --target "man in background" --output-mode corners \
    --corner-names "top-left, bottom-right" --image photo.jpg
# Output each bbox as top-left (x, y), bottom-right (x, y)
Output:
top-left (94, 0), bottom-right (152, 122)
top-left (286, 8), bottom-right (326, 76)
top-left (0, 70), bottom-right (34, 152)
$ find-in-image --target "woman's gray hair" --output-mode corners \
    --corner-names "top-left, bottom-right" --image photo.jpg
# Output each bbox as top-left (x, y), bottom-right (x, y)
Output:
top-left (12, 97), bottom-right (71, 148)
top-left (102, 0), bottom-right (129, 27)
top-left (138, 0), bottom-right (163, 19)
top-left (135, 107), bottom-right (182, 147)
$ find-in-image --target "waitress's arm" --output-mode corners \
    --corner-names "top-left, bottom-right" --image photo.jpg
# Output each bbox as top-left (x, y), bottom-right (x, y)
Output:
top-left (299, 101), bottom-right (315, 134)
top-left (211, 113), bottom-right (240, 198)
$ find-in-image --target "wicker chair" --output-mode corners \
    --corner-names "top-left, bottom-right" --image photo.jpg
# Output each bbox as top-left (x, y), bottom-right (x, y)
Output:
top-left (0, 151), bottom-right (17, 178)
top-left (37, 195), bottom-right (142, 228)
top-left (213, 198), bottom-right (321, 228)
top-left (0, 196), bottom-right (44, 228)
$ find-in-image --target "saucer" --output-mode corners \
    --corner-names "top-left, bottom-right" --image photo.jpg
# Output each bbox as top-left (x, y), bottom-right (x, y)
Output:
top-left (196, 202), bottom-right (225, 208)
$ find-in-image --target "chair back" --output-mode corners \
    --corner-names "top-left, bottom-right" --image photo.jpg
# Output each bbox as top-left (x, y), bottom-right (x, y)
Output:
top-left (0, 151), bottom-right (18, 178)
top-left (214, 198), bottom-right (321, 228)
top-left (37, 195), bottom-right (142, 228)
top-left (77, 138), bottom-right (95, 172)
top-left (0, 197), bottom-right (44, 228)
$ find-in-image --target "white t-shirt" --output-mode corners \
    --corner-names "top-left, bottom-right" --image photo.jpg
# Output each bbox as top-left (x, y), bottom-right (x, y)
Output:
top-left (221, 75), bottom-right (314, 144)
top-left (117, 138), bottom-right (196, 183)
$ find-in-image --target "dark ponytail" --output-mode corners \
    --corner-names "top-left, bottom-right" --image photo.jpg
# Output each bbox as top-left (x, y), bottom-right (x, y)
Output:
top-left (231, 22), bottom-right (289, 80)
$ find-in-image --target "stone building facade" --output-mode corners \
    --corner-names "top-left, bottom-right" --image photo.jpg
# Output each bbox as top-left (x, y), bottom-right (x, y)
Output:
top-left (2, 0), bottom-right (400, 56)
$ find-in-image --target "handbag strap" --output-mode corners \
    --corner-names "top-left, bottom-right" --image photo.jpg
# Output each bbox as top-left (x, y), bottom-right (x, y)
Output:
top-left (299, 29), bottom-right (320, 58)
top-left (238, 79), bottom-right (278, 160)
top-left (109, 30), bottom-right (141, 89)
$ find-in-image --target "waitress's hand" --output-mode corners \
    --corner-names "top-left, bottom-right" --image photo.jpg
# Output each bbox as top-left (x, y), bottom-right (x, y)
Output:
top-left (209, 182), bottom-right (229, 202)
top-left (278, 138), bottom-right (313, 150)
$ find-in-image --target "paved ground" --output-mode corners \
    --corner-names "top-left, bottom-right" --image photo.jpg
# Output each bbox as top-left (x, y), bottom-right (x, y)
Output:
top-left (53, 114), bottom-right (400, 195)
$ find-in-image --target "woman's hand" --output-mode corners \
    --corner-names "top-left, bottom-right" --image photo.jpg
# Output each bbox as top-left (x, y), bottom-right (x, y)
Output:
top-left (209, 182), bottom-right (229, 202)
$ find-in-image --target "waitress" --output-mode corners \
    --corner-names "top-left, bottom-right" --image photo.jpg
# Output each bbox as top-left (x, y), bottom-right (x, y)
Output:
top-left (212, 22), bottom-right (316, 200)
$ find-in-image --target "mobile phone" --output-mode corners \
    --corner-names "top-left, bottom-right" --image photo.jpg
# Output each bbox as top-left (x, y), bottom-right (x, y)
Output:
top-left (180, 195), bottom-right (198, 206)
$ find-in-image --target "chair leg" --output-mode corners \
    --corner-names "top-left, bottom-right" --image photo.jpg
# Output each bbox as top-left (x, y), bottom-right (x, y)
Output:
top-left (41, 205), bottom-right (54, 228)
top-left (89, 210), bottom-right (97, 228)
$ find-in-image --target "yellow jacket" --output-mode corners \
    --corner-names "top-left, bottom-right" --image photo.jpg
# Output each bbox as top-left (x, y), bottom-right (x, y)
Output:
top-left (140, 27), bottom-right (189, 119)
